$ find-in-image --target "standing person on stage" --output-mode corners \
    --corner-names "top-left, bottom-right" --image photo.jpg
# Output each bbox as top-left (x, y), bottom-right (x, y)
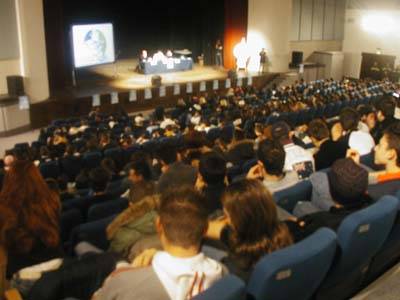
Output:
top-left (215, 39), bottom-right (223, 67)
top-left (259, 48), bottom-right (268, 74)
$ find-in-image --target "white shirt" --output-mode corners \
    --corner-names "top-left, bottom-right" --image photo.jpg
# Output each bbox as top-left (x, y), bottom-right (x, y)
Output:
top-left (348, 130), bottom-right (375, 156)
top-left (283, 143), bottom-right (314, 172)
top-left (152, 252), bottom-right (225, 300)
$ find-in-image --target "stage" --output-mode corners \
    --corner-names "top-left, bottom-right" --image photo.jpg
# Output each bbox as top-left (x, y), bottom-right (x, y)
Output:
top-left (69, 59), bottom-right (242, 97)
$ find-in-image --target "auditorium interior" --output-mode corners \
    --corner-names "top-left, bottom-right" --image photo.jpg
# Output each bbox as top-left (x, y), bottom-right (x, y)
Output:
top-left (1, 0), bottom-right (400, 299)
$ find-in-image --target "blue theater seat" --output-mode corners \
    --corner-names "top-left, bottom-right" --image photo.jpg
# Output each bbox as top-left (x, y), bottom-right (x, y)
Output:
top-left (314, 196), bottom-right (398, 300)
top-left (39, 160), bottom-right (61, 179)
top-left (193, 275), bottom-right (246, 300)
top-left (364, 195), bottom-right (400, 284)
top-left (87, 197), bottom-right (128, 222)
top-left (274, 180), bottom-right (312, 212)
top-left (247, 228), bottom-right (337, 300)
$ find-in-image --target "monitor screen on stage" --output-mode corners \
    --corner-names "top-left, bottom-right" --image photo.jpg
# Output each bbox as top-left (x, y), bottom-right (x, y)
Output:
top-left (72, 23), bottom-right (115, 68)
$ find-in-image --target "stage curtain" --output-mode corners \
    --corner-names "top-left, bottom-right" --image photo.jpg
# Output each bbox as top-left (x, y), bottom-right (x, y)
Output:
top-left (224, 0), bottom-right (248, 70)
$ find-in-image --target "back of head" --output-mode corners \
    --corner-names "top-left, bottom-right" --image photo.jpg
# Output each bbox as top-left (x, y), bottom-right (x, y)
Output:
top-left (339, 107), bottom-right (360, 132)
top-left (129, 158), bottom-right (153, 182)
top-left (328, 158), bottom-right (368, 207)
top-left (89, 167), bottom-right (111, 193)
top-left (307, 119), bottom-right (329, 142)
top-left (159, 186), bottom-right (208, 249)
top-left (377, 97), bottom-right (396, 119)
top-left (271, 121), bottom-right (290, 144)
top-left (199, 152), bottom-right (227, 185)
top-left (156, 145), bottom-right (178, 166)
top-left (0, 160), bottom-right (60, 252)
top-left (257, 140), bottom-right (286, 176)
top-left (222, 179), bottom-right (292, 259)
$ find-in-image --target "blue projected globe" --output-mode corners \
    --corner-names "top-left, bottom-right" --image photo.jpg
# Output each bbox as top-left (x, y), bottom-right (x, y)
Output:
top-left (84, 29), bottom-right (107, 62)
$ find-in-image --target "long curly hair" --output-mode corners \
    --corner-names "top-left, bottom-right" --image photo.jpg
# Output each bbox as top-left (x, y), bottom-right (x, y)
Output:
top-left (0, 160), bottom-right (60, 254)
top-left (222, 179), bottom-right (293, 268)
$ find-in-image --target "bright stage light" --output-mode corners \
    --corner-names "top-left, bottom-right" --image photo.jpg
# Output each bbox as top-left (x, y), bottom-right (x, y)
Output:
top-left (233, 37), bottom-right (251, 70)
top-left (361, 12), bottom-right (396, 35)
top-left (246, 31), bottom-right (268, 72)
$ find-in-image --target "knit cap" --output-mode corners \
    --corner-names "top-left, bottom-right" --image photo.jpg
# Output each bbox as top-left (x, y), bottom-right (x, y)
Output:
top-left (328, 158), bottom-right (368, 206)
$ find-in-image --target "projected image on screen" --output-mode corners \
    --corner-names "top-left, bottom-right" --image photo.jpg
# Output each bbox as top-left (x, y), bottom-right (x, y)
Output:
top-left (72, 23), bottom-right (115, 68)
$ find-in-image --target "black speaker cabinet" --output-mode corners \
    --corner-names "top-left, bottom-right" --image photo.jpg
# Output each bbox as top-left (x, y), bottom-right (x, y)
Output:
top-left (7, 75), bottom-right (24, 96)
top-left (289, 51), bottom-right (303, 68)
top-left (151, 75), bottom-right (162, 87)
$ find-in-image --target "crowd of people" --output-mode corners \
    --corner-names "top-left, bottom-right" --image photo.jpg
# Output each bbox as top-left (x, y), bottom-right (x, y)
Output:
top-left (1, 77), bottom-right (400, 299)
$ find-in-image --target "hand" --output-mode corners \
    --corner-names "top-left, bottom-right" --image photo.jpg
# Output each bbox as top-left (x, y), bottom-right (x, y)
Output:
top-left (346, 149), bottom-right (360, 164)
top-left (247, 164), bottom-right (263, 180)
top-left (131, 248), bottom-right (158, 268)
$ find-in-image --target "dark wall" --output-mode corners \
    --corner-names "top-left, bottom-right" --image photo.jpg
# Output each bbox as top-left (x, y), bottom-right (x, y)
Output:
top-left (43, 0), bottom-right (225, 93)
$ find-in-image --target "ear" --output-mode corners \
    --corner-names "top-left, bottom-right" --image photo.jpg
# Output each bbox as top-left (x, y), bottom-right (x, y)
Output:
top-left (155, 216), bottom-right (163, 234)
top-left (387, 148), bottom-right (397, 162)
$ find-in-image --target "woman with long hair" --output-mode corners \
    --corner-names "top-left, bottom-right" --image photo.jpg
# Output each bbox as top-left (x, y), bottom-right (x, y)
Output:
top-left (207, 179), bottom-right (293, 281)
top-left (0, 160), bottom-right (62, 278)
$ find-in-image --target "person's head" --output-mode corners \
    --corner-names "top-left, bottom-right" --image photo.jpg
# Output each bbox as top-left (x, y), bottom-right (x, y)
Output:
top-left (157, 186), bottom-right (208, 252)
top-left (376, 97), bottom-right (396, 122)
top-left (221, 179), bottom-right (292, 264)
top-left (0, 160), bottom-right (60, 253)
top-left (257, 140), bottom-right (286, 177)
top-left (128, 159), bottom-right (153, 183)
top-left (101, 158), bottom-right (117, 175)
top-left (156, 145), bottom-right (178, 169)
top-left (339, 107), bottom-right (359, 132)
top-left (199, 152), bottom-right (227, 186)
top-left (374, 122), bottom-right (400, 168)
top-left (328, 158), bottom-right (368, 207)
top-left (307, 119), bottom-right (330, 145)
top-left (89, 167), bottom-right (111, 193)
top-left (271, 121), bottom-right (291, 144)
top-left (357, 104), bottom-right (376, 130)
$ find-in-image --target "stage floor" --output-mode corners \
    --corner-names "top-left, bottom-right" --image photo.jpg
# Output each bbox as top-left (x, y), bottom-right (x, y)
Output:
top-left (91, 58), bottom-right (229, 89)
top-left (62, 59), bottom-right (261, 98)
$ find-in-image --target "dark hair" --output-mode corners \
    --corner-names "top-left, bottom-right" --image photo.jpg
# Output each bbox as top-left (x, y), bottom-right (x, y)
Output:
top-left (159, 186), bottom-right (208, 248)
top-left (129, 159), bottom-right (152, 181)
top-left (101, 158), bottom-right (117, 174)
top-left (340, 107), bottom-right (359, 132)
top-left (308, 119), bottom-right (330, 141)
top-left (156, 145), bottom-right (178, 165)
top-left (377, 97), bottom-right (396, 118)
top-left (89, 167), bottom-right (111, 192)
top-left (46, 178), bottom-right (60, 194)
top-left (257, 140), bottom-right (286, 176)
top-left (384, 121), bottom-right (400, 167)
top-left (199, 152), bottom-right (226, 185)
top-left (222, 179), bottom-right (292, 268)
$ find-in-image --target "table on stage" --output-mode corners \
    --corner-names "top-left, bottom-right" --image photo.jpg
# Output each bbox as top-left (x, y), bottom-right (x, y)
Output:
top-left (140, 57), bottom-right (193, 75)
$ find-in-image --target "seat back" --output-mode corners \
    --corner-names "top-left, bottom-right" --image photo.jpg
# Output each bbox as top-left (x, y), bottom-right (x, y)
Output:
top-left (193, 275), bottom-right (246, 300)
top-left (82, 152), bottom-right (102, 170)
top-left (329, 196), bottom-right (398, 279)
top-left (60, 209), bottom-right (83, 243)
top-left (39, 161), bottom-right (60, 179)
top-left (69, 215), bottom-right (116, 252)
top-left (247, 228), bottom-right (337, 300)
top-left (316, 196), bottom-right (398, 300)
top-left (87, 198), bottom-right (128, 222)
top-left (274, 180), bottom-right (312, 212)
